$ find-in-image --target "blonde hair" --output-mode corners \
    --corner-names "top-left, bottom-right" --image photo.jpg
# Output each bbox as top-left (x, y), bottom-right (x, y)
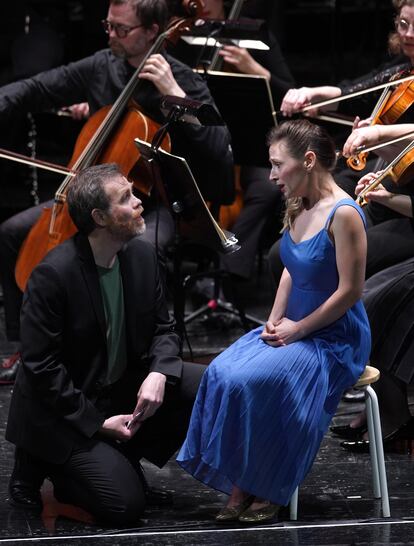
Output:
top-left (267, 120), bottom-right (337, 231)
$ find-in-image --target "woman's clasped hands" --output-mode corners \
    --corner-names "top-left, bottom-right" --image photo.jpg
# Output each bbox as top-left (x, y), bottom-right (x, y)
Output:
top-left (260, 318), bottom-right (303, 347)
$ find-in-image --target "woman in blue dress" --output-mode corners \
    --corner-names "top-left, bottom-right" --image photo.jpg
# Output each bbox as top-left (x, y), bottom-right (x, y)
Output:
top-left (177, 119), bottom-right (371, 523)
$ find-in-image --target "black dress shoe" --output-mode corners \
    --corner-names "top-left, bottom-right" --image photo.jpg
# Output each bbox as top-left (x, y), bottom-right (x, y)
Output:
top-left (8, 448), bottom-right (46, 511)
top-left (341, 417), bottom-right (414, 453)
top-left (145, 486), bottom-right (173, 506)
top-left (134, 463), bottom-right (173, 506)
top-left (330, 423), bottom-right (367, 439)
top-left (9, 479), bottom-right (43, 511)
top-left (0, 352), bottom-right (21, 385)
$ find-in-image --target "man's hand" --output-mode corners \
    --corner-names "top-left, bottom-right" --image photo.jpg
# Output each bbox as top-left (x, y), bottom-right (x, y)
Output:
top-left (133, 371), bottom-right (166, 422)
top-left (100, 414), bottom-right (134, 441)
top-left (61, 102), bottom-right (90, 120)
top-left (139, 54), bottom-right (186, 97)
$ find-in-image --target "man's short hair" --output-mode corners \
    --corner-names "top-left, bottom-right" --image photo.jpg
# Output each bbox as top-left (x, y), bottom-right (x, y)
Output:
top-left (67, 163), bottom-right (121, 235)
top-left (109, 0), bottom-right (169, 33)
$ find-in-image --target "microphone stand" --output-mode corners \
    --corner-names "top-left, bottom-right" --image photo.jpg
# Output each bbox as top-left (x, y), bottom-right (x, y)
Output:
top-left (139, 97), bottom-right (263, 351)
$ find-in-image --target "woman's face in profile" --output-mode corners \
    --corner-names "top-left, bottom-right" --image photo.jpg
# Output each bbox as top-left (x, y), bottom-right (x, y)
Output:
top-left (269, 140), bottom-right (307, 199)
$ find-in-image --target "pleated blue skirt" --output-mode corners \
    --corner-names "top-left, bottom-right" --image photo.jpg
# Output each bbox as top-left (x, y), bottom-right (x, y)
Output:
top-left (177, 326), bottom-right (364, 505)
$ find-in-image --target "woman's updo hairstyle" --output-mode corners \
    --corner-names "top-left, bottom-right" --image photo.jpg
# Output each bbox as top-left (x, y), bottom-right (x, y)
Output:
top-left (267, 119), bottom-right (337, 231)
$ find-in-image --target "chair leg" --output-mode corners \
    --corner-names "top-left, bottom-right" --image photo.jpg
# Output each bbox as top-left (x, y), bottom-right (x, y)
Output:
top-left (365, 390), bottom-right (381, 498)
top-left (366, 385), bottom-right (391, 518)
top-left (289, 487), bottom-right (298, 520)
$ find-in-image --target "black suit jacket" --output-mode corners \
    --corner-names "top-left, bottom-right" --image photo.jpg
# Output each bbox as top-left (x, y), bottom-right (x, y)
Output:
top-left (6, 233), bottom-right (182, 464)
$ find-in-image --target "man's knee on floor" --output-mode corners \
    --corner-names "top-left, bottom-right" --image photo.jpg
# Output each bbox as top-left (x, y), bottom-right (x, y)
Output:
top-left (54, 474), bottom-right (146, 526)
top-left (94, 489), bottom-right (146, 525)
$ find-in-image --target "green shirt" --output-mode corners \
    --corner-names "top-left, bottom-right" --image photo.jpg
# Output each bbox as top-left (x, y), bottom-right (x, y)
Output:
top-left (97, 257), bottom-right (127, 385)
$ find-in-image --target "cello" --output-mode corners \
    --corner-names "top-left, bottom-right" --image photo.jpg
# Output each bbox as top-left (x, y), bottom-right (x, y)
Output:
top-left (14, 0), bottom-right (203, 292)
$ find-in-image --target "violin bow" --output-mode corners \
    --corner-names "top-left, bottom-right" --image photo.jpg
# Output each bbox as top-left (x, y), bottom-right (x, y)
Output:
top-left (355, 137), bottom-right (414, 206)
top-left (276, 73), bottom-right (414, 116)
top-left (0, 148), bottom-right (76, 176)
top-left (353, 129), bottom-right (414, 155)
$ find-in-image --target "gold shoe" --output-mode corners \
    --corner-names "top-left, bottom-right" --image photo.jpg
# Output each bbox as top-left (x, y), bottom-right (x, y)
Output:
top-left (215, 496), bottom-right (254, 522)
top-left (238, 502), bottom-right (280, 523)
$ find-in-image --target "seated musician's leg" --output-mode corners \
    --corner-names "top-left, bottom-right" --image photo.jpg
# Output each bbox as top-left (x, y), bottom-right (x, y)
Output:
top-left (221, 168), bottom-right (282, 281)
top-left (0, 202), bottom-right (49, 341)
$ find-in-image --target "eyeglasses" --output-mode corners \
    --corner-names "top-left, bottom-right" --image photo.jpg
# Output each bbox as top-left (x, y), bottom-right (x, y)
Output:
top-left (101, 19), bottom-right (143, 39)
top-left (395, 18), bottom-right (414, 34)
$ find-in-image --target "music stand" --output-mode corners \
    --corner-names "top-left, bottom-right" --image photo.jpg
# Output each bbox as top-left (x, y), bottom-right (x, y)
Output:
top-left (135, 129), bottom-right (263, 337)
top-left (198, 70), bottom-right (277, 166)
top-left (180, 18), bottom-right (270, 51)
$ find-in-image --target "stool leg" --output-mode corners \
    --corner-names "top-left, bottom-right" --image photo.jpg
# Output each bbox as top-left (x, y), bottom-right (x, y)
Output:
top-left (365, 391), bottom-right (381, 498)
top-left (289, 487), bottom-right (298, 520)
top-left (366, 385), bottom-right (391, 518)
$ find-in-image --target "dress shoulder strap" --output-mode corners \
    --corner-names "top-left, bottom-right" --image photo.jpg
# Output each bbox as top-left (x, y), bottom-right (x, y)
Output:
top-left (324, 198), bottom-right (366, 229)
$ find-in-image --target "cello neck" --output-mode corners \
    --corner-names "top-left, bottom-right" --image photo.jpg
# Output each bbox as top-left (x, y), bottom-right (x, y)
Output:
top-left (209, 0), bottom-right (246, 71)
top-left (56, 6), bottom-right (204, 197)
top-left (55, 31), bottom-right (169, 198)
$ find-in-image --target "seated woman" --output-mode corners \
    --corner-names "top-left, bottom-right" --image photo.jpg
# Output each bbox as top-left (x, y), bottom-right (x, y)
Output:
top-left (177, 119), bottom-right (371, 523)
top-left (331, 171), bottom-right (414, 452)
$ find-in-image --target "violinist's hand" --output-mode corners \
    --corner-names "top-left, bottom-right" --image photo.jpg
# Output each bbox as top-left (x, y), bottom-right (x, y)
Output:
top-left (280, 87), bottom-right (315, 117)
top-left (139, 54), bottom-right (186, 97)
top-left (260, 318), bottom-right (303, 347)
top-left (132, 371), bottom-right (166, 422)
top-left (280, 86), bottom-right (341, 117)
top-left (219, 45), bottom-right (270, 79)
top-left (355, 170), bottom-right (392, 204)
top-left (100, 414), bottom-right (135, 442)
top-left (342, 125), bottom-right (382, 158)
top-left (352, 115), bottom-right (372, 130)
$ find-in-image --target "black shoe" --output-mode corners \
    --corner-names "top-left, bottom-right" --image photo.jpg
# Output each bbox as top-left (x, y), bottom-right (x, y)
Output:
top-left (330, 423), bottom-right (367, 439)
top-left (135, 463), bottom-right (173, 506)
top-left (9, 478), bottom-right (43, 511)
top-left (341, 417), bottom-right (414, 453)
top-left (8, 448), bottom-right (46, 511)
top-left (145, 486), bottom-right (173, 506)
top-left (0, 352), bottom-right (21, 385)
top-left (342, 388), bottom-right (365, 403)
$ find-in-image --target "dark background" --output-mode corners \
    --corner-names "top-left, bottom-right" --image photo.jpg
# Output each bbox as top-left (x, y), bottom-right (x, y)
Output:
top-left (0, 0), bottom-right (395, 220)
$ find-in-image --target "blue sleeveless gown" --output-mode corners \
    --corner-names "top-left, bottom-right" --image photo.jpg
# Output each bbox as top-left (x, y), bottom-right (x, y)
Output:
top-left (177, 199), bottom-right (371, 505)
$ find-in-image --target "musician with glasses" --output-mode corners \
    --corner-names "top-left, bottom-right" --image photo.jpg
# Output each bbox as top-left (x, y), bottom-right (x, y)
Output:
top-left (270, 0), bottom-right (414, 286)
top-left (0, 0), bottom-right (233, 382)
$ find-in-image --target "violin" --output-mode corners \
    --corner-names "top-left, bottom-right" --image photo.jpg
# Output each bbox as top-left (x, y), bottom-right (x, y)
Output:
top-left (356, 136), bottom-right (414, 206)
top-left (347, 69), bottom-right (414, 171)
top-left (14, 0), bottom-right (204, 292)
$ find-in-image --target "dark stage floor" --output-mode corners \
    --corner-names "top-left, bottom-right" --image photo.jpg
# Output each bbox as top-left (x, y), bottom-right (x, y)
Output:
top-left (1, 266), bottom-right (414, 546)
